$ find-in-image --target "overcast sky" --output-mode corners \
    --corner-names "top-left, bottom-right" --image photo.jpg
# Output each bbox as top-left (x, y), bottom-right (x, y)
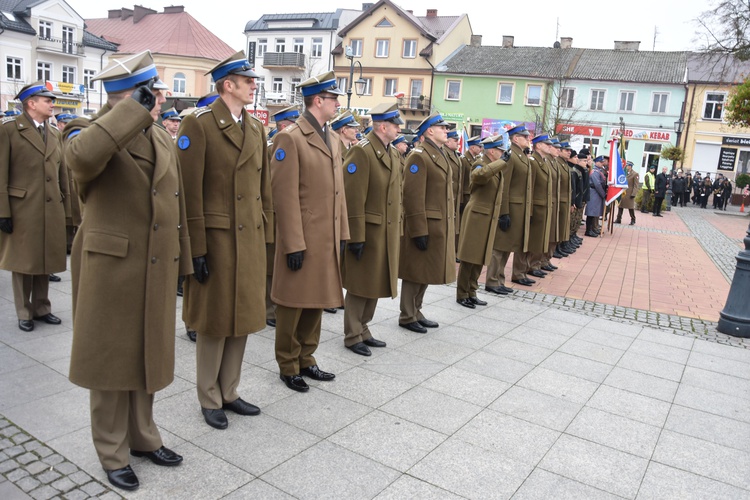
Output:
top-left (73, 0), bottom-right (711, 54)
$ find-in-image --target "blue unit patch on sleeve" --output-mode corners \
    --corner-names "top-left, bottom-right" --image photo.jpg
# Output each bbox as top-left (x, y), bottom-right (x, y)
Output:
top-left (275, 148), bottom-right (286, 161)
top-left (409, 164), bottom-right (419, 174)
top-left (177, 135), bottom-right (190, 150)
top-left (347, 163), bottom-right (357, 174)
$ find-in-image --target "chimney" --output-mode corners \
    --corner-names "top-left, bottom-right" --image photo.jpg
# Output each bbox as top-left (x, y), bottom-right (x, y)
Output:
top-left (407, 10), bottom-right (413, 14)
top-left (560, 37), bottom-right (573, 49)
top-left (426, 9), bottom-right (437, 17)
top-left (133, 5), bottom-right (157, 23)
top-left (362, 3), bottom-right (373, 10)
top-left (119, 8), bottom-right (133, 20)
top-left (163, 5), bottom-right (184, 14)
top-left (108, 9), bottom-right (121, 18)
top-left (470, 35), bottom-right (482, 48)
top-left (614, 40), bottom-right (640, 51)
top-left (502, 35), bottom-right (514, 48)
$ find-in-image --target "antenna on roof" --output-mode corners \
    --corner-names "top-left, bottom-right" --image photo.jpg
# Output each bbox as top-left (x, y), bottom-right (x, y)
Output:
top-left (555, 17), bottom-right (559, 42)
top-left (653, 25), bottom-right (659, 51)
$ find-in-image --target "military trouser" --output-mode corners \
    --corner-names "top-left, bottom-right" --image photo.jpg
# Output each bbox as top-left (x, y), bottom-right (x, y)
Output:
top-left (399, 280), bottom-right (428, 324)
top-left (343, 293), bottom-right (377, 347)
top-left (457, 262), bottom-right (482, 299)
top-left (275, 306), bottom-right (322, 376)
top-left (196, 334), bottom-right (247, 409)
top-left (12, 272), bottom-right (51, 320)
top-left (486, 250), bottom-right (527, 286)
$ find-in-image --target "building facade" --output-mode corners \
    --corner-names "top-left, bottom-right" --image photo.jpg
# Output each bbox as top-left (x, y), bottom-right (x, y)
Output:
top-left (0, 0), bottom-right (117, 115)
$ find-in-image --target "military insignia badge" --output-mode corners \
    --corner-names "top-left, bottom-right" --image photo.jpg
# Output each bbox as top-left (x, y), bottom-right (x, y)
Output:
top-left (409, 164), bottom-right (418, 174)
top-left (177, 136), bottom-right (190, 150)
top-left (347, 163), bottom-right (357, 174)
top-left (275, 149), bottom-right (286, 161)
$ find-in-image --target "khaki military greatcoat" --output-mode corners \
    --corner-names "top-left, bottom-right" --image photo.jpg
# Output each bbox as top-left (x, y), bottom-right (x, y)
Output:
top-left (494, 143), bottom-right (534, 253)
top-left (457, 157), bottom-right (504, 266)
top-left (528, 152), bottom-right (552, 253)
top-left (619, 170), bottom-right (639, 209)
top-left (556, 158), bottom-right (572, 239)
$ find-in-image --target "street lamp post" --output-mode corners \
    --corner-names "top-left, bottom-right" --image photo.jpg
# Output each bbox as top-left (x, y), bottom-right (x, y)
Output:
top-left (718, 226), bottom-right (750, 338)
top-left (674, 118), bottom-right (685, 170)
top-left (345, 46), bottom-right (367, 111)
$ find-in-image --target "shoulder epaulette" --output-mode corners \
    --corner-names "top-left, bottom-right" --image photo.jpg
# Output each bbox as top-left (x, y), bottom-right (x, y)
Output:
top-left (358, 139), bottom-right (369, 147)
top-left (194, 107), bottom-right (212, 118)
top-left (1, 116), bottom-right (16, 124)
top-left (412, 148), bottom-right (423, 153)
top-left (285, 124), bottom-right (298, 133)
top-left (248, 113), bottom-right (262, 124)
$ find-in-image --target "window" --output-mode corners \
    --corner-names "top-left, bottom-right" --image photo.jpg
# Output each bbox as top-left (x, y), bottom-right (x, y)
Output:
top-left (375, 39), bottom-right (389, 58)
top-left (360, 77), bottom-right (372, 95)
top-left (275, 38), bottom-right (285, 52)
top-left (255, 76), bottom-right (264, 93)
top-left (403, 39), bottom-right (416, 58)
top-left (560, 87), bottom-right (575, 108)
top-left (208, 79), bottom-right (215, 93)
top-left (6, 57), bottom-right (22, 81)
top-left (703, 93), bottom-right (725, 120)
top-left (62, 65), bottom-right (75, 84)
top-left (257, 38), bottom-right (267, 57)
top-left (290, 78), bottom-right (301, 100)
top-left (590, 89), bottom-right (605, 110)
top-left (526, 84), bottom-right (542, 106)
top-left (337, 77), bottom-right (348, 92)
top-left (37, 61), bottom-right (51, 82)
top-left (384, 78), bottom-right (397, 96)
top-left (38, 20), bottom-right (52, 39)
top-left (272, 77), bottom-right (283, 93)
top-left (311, 37), bottom-right (323, 58)
top-left (173, 72), bottom-right (186, 94)
top-left (62, 26), bottom-right (74, 54)
top-left (497, 83), bottom-right (513, 104)
top-left (350, 39), bottom-right (363, 57)
top-left (446, 80), bottom-right (461, 100)
top-left (651, 92), bottom-right (669, 113)
top-left (619, 91), bottom-right (635, 112)
top-left (584, 137), bottom-right (600, 151)
top-left (642, 142), bottom-right (662, 170)
top-left (376, 17), bottom-right (393, 27)
top-left (293, 38), bottom-right (304, 53)
top-left (84, 69), bottom-right (96, 90)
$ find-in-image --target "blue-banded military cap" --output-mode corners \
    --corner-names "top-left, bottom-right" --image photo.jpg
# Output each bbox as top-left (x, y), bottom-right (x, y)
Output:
top-left (594, 155), bottom-right (604, 163)
top-left (626, 160), bottom-right (634, 167)
top-left (549, 138), bottom-right (562, 148)
top-left (560, 141), bottom-right (573, 150)
top-left (15, 81), bottom-right (56, 102)
top-left (4, 109), bottom-right (21, 116)
top-left (273, 105), bottom-right (299, 124)
top-left (363, 126), bottom-right (372, 135)
top-left (196, 92), bottom-right (219, 108)
top-left (506, 125), bottom-right (530, 137)
top-left (392, 135), bottom-right (406, 146)
top-left (208, 51), bottom-right (258, 82)
top-left (531, 134), bottom-right (551, 145)
top-left (369, 103), bottom-right (404, 124)
top-left (299, 71), bottom-right (345, 97)
top-left (481, 134), bottom-right (507, 150)
top-left (330, 111), bottom-right (358, 131)
top-left (411, 135), bottom-right (420, 145)
top-left (467, 135), bottom-right (481, 146)
top-left (356, 132), bottom-right (363, 140)
top-left (446, 130), bottom-right (459, 139)
top-left (93, 51), bottom-right (168, 93)
top-left (55, 112), bottom-right (77, 123)
top-left (416, 112), bottom-right (448, 137)
top-left (268, 128), bottom-right (278, 140)
top-left (161, 107), bottom-right (181, 121)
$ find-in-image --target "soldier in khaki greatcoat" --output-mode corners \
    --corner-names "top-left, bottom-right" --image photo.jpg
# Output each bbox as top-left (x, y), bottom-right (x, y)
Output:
top-left (392, 135), bottom-right (408, 171)
top-left (55, 112), bottom-right (80, 261)
top-left (331, 110), bottom-right (360, 160)
top-left (398, 112), bottom-right (455, 334)
top-left (444, 129), bottom-right (463, 252)
top-left (64, 51), bottom-right (191, 491)
top-left (270, 72), bottom-right (349, 392)
top-left (615, 160), bottom-right (639, 225)
top-left (0, 82), bottom-right (69, 332)
top-left (341, 103), bottom-right (403, 356)
top-left (178, 52), bottom-right (273, 430)
top-left (462, 136), bottom-right (482, 207)
top-left (550, 139), bottom-right (575, 256)
top-left (455, 135), bottom-right (506, 307)
top-left (526, 134), bottom-right (555, 279)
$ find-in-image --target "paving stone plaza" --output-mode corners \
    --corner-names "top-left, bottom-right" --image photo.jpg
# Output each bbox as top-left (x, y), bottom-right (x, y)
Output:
top-left (1, 204), bottom-right (749, 499)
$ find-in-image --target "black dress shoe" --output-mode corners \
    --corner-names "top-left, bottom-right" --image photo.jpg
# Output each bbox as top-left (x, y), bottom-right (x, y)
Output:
top-left (300, 365), bottom-right (335, 381)
top-left (553, 250), bottom-right (567, 258)
top-left (48, 274), bottom-right (61, 282)
top-left (418, 318), bottom-right (439, 328)
top-left (529, 270), bottom-right (546, 278)
top-left (399, 321), bottom-right (427, 333)
top-left (186, 328), bottom-right (196, 342)
top-left (33, 313), bottom-right (61, 325)
top-left (630, 220), bottom-right (636, 225)
top-left (324, 308), bottom-right (338, 313)
top-left (131, 446), bottom-right (183, 466)
top-left (485, 285), bottom-right (509, 295)
top-left (201, 408), bottom-right (228, 429)
top-left (280, 374), bottom-right (309, 392)
top-left (456, 298), bottom-right (476, 309)
top-left (584, 231), bottom-right (597, 237)
top-left (500, 285), bottom-right (515, 294)
top-left (512, 278), bottom-right (534, 286)
top-left (541, 264), bottom-right (557, 272)
top-left (223, 398), bottom-right (260, 416)
top-left (468, 297), bottom-right (488, 306)
top-left (105, 465), bottom-right (139, 491)
top-left (18, 319), bottom-right (34, 332)
top-left (266, 319), bottom-right (276, 328)
top-left (347, 342), bottom-right (372, 356)
top-left (363, 337), bottom-right (386, 348)
top-left (614, 219), bottom-right (622, 224)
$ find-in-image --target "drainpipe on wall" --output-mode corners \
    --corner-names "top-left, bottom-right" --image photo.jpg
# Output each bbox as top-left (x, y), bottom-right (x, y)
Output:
top-left (423, 56), bottom-right (435, 115)
top-left (683, 84), bottom-right (697, 170)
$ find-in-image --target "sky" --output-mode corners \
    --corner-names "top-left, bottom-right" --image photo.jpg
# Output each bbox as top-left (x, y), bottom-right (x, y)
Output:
top-left (72, 0), bottom-right (713, 55)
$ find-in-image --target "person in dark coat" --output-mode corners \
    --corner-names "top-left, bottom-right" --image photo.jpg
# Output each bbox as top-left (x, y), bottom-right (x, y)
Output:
top-left (653, 167), bottom-right (668, 216)
top-left (671, 173), bottom-right (686, 208)
top-left (584, 158), bottom-right (606, 236)
top-left (721, 179), bottom-right (732, 210)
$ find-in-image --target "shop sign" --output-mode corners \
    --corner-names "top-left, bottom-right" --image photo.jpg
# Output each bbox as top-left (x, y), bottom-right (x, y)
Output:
top-left (46, 81), bottom-right (84, 95)
top-left (481, 119), bottom-right (536, 138)
top-left (722, 136), bottom-right (750, 147)
top-left (555, 124), bottom-right (602, 136)
top-left (248, 109), bottom-right (268, 126)
top-left (609, 128), bottom-right (672, 141)
top-left (441, 112), bottom-right (464, 122)
top-left (718, 147), bottom-right (737, 171)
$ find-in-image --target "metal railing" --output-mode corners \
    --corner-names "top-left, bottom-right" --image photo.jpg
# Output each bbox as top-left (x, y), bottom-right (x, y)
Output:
top-left (37, 36), bottom-right (85, 56)
top-left (262, 52), bottom-right (305, 68)
top-left (397, 95), bottom-right (430, 111)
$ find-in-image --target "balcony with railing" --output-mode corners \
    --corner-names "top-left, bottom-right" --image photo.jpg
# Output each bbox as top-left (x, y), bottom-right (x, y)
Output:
top-left (37, 36), bottom-right (85, 56)
top-left (397, 95), bottom-right (431, 114)
top-left (262, 52), bottom-right (305, 69)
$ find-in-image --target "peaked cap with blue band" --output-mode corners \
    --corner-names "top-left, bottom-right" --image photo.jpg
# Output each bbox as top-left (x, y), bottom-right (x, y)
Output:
top-left (15, 81), bottom-right (55, 102)
top-left (363, 126), bottom-right (372, 135)
top-left (467, 135), bottom-right (482, 146)
top-left (196, 92), bottom-right (219, 108)
top-left (560, 141), bottom-right (573, 150)
top-left (330, 111), bottom-right (357, 131)
top-left (416, 112), bottom-right (448, 137)
top-left (273, 105), bottom-right (299, 123)
top-left (93, 51), bottom-right (168, 93)
top-left (550, 138), bottom-right (563, 148)
top-left (481, 134), bottom-right (507, 150)
top-left (161, 107), bottom-right (181, 121)
top-left (207, 51), bottom-right (258, 82)
top-left (531, 134), bottom-right (551, 145)
top-left (268, 128), bottom-right (278, 139)
top-left (447, 130), bottom-right (459, 139)
top-left (506, 125), bottom-right (530, 137)
top-left (4, 109), bottom-right (20, 116)
top-left (392, 135), bottom-right (406, 146)
top-left (55, 112), bottom-right (77, 123)
top-left (298, 71), bottom-right (345, 97)
top-left (369, 102), bottom-right (404, 124)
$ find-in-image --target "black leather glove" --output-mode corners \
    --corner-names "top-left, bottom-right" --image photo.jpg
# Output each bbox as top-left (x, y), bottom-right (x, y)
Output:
top-left (0, 217), bottom-right (12, 234)
top-left (192, 256), bottom-right (208, 283)
top-left (340, 240), bottom-right (345, 255)
top-left (287, 251), bottom-right (304, 271)
top-left (501, 150), bottom-right (511, 161)
top-left (131, 85), bottom-right (156, 111)
top-left (498, 214), bottom-right (511, 232)
top-left (413, 235), bottom-right (429, 251)
top-left (348, 242), bottom-right (365, 261)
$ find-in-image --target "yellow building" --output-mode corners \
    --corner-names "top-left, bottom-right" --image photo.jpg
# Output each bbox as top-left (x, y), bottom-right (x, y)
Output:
top-left (682, 54), bottom-right (750, 180)
top-left (333, 0), bottom-right (473, 130)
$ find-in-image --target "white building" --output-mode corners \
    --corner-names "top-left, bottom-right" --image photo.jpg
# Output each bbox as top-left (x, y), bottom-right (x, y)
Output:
top-left (244, 8), bottom-right (361, 114)
top-left (0, 0), bottom-right (117, 115)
